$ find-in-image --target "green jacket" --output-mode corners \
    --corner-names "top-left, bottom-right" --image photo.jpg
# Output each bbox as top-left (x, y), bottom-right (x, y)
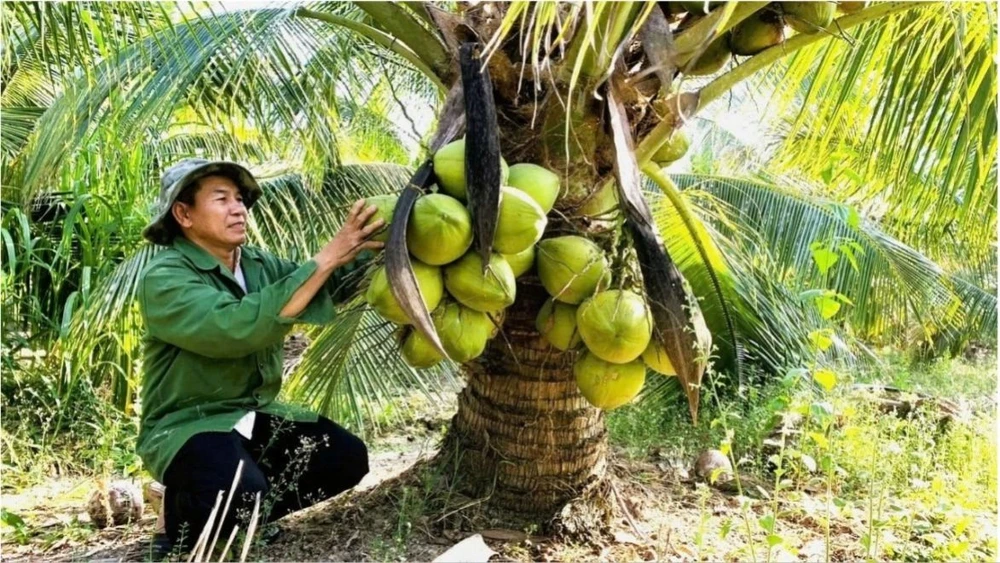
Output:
top-left (136, 237), bottom-right (368, 482)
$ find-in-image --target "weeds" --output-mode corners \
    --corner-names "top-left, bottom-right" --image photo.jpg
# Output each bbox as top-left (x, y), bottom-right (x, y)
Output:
top-left (606, 353), bottom-right (996, 562)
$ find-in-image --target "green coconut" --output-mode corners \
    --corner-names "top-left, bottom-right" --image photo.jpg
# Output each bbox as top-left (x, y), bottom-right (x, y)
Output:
top-left (642, 340), bottom-right (677, 376)
top-left (683, 35), bottom-right (732, 76)
top-left (432, 139), bottom-right (509, 202)
top-left (406, 193), bottom-right (474, 266)
top-left (652, 130), bottom-right (690, 164)
top-left (536, 299), bottom-right (582, 351)
top-left (443, 252), bottom-right (516, 313)
top-left (401, 330), bottom-right (444, 369)
top-left (574, 352), bottom-right (646, 410)
top-left (729, 13), bottom-right (785, 56)
top-left (365, 261), bottom-right (444, 324)
top-left (432, 300), bottom-right (494, 362)
top-left (537, 236), bottom-right (608, 304)
top-left (506, 163), bottom-right (560, 213)
top-left (576, 290), bottom-right (653, 364)
top-left (577, 182), bottom-right (619, 220)
top-left (838, 1), bottom-right (866, 13)
top-left (495, 187), bottom-right (547, 254)
top-left (363, 194), bottom-right (398, 242)
top-left (783, 2), bottom-right (835, 33)
top-left (502, 245), bottom-right (535, 278)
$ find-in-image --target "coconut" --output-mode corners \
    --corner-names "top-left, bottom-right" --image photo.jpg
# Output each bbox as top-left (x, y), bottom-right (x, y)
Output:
top-left (536, 299), bottom-right (582, 351)
top-left (577, 181), bottom-right (620, 220)
top-left (652, 130), bottom-right (690, 164)
top-left (443, 252), bottom-right (516, 313)
top-left (432, 139), bottom-right (509, 202)
top-left (433, 300), bottom-right (494, 362)
top-left (694, 450), bottom-right (734, 483)
top-left (838, 1), bottom-right (865, 13)
top-left (502, 245), bottom-right (535, 278)
top-left (683, 35), bottom-right (732, 76)
top-left (642, 340), bottom-right (677, 376)
top-left (729, 13), bottom-right (785, 56)
top-left (406, 193), bottom-right (474, 265)
top-left (87, 480), bottom-right (143, 529)
top-left (783, 2), bottom-right (835, 33)
top-left (576, 290), bottom-right (653, 364)
top-left (363, 194), bottom-right (398, 242)
top-left (401, 329), bottom-right (444, 368)
top-left (574, 352), bottom-right (646, 410)
top-left (495, 187), bottom-right (547, 254)
top-left (537, 236), bottom-right (608, 304)
top-left (506, 163), bottom-right (560, 213)
top-left (366, 261), bottom-right (444, 324)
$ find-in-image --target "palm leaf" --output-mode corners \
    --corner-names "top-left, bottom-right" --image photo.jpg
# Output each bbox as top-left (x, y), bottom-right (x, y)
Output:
top-left (7, 3), bottom-right (435, 204)
top-left (670, 173), bottom-right (977, 347)
top-left (753, 2), bottom-right (996, 247)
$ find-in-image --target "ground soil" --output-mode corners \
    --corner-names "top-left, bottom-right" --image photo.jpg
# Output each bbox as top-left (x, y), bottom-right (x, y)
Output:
top-left (1, 426), bottom-right (869, 563)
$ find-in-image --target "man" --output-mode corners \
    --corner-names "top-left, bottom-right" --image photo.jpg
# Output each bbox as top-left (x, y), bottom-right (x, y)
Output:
top-left (137, 158), bottom-right (384, 554)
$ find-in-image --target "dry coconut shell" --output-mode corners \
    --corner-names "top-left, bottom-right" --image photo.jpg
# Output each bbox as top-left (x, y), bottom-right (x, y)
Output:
top-left (694, 450), bottom-right (733, 484)
top-left (86, 480), bottom-right (144, 528)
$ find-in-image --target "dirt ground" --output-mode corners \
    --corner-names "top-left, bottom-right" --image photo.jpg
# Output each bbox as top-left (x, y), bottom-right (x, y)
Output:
top-left (1, 427), bottom-right (871, 563)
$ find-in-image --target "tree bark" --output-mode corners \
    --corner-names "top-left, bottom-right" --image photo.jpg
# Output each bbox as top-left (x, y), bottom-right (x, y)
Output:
top-left (443, 278), bottom-right (609, 520)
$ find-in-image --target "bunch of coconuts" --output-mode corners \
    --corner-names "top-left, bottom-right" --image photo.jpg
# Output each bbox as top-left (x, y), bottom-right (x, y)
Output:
top-left (363, 139), bottom-right (681, 412)
top-left (364, 138), bottom-right (558, 367)
top-left (533, 237), bottom-right (679, 411)
top-left (669, 2), bottom-right (857, 79)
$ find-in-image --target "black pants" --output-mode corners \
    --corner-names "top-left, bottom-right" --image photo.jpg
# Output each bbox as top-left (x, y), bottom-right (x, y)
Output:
top-left (162, 413), bottom-right (368, 550)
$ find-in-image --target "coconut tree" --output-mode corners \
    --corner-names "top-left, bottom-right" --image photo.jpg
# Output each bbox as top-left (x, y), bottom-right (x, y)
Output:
top-left (3, 0), bottom-right (995, 528)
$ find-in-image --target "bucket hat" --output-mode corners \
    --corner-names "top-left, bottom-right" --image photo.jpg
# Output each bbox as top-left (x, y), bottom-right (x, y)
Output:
top-left (142, 158), bottom-right (262, 245)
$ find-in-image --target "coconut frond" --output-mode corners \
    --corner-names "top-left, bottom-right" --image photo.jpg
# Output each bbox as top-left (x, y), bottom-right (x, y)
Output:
top-left (752, 2), bottom-right (997, 250)
top-left (282, 306), bottom-right (459, 433)
top-left (6, 3), bottom-right (435, 204)
top-left (647, 176), bottom-right (823, 375)
top-left (668, 173), bottom-right (984, 349)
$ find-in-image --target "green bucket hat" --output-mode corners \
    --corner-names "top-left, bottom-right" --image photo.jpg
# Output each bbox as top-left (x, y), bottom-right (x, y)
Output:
top-left (142, 158), bottom-right (263, 245)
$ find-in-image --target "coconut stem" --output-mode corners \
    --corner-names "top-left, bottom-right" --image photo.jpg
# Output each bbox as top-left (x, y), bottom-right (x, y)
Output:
top-left (698, 1), bottom-right (924, 109)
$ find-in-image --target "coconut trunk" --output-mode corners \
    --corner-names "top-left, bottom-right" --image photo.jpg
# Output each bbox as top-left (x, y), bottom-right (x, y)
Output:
top-left (444, 278), bottom-right (608, 517)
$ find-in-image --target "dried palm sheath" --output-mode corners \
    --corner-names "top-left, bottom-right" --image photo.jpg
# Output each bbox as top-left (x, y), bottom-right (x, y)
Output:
top-left (606, 78), bottom-right (711, 423)
top-left (459, 42), bottom-right (502, 271)
top-left (386, 84), bottom-right (465, 359)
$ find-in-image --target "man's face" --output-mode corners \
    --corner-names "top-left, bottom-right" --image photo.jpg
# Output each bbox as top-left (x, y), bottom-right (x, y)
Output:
top-left (171, 175), bottom-right (248, 248)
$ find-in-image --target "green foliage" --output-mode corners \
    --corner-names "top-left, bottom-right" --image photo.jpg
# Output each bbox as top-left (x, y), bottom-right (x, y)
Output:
top-left (1, 353), bottom-right (140, 487)
top-left (652, 173), bottom-right (996, 376)
top-left (610, 353), bottom-right (996, 562)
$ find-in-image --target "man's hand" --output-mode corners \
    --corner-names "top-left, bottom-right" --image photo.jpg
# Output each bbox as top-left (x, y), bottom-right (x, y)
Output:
top-left (317, 200), bottom-right (385, 271)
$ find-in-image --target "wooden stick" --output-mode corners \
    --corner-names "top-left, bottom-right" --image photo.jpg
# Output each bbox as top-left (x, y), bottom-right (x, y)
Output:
top-left (207, 460), bottom-right (244, 560)
top-left (190, 491), bottom-right (223, 563)
top-left (219, 525), bottom-right (240, 563)
top-left (239, 492), bottom-right (262, 563)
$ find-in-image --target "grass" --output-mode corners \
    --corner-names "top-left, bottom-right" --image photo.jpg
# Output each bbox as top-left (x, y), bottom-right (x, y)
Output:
top-left (607, 353), bottom-right (998, 561)
top-left (1, 351), bottom-right (995, 561)
top-left (1, 353), bottom-right (141, 490)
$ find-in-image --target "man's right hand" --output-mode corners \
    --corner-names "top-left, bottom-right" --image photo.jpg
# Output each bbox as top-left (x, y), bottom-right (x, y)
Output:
top-left (317, 200), bottom-right (385, 271)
